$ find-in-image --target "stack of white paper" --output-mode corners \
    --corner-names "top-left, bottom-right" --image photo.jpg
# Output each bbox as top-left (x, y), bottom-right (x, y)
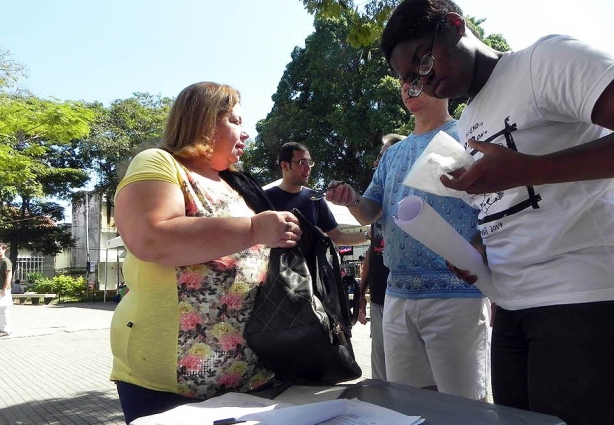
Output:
top-left (130, 392), bottom-right (424, 425)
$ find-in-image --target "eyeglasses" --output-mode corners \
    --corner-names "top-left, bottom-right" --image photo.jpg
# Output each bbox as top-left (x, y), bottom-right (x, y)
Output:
top-left (289, 159), bottom-right (315, 168)
top-left (405, 20), bottom-right (443, 98)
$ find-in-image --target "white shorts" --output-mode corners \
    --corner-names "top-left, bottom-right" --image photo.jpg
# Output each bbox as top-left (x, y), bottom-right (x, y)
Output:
top-left (383, 296), bottom-right (490, 400)
top-left (369, 302), bottom-right (386, 380)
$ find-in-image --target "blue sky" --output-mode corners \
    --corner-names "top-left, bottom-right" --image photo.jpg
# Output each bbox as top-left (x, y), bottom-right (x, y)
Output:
top-left (2, 0), bottom-right (315, 140)
top-left (3, 0), bottom-right (612, 139)
top-left (2, 0), bottom-right (613, 222)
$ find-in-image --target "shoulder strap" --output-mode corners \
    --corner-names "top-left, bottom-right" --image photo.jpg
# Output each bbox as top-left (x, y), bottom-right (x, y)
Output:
top-left (220, 169), bottom-right (274, 214)
top-left (153, 154), bottom-right (273, 215)
top-left (292, 208), bottom-right (355, 334)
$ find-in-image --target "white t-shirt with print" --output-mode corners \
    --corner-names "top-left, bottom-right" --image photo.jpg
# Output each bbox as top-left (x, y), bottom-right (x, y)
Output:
top-left (459, 35), bottom-right (614, 310)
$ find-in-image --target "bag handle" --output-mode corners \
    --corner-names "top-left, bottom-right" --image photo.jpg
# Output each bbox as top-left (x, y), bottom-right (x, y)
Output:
top-left (326, 235), bottom-right (360, 330)
top-left (345, 277), bottom-right (360, 326)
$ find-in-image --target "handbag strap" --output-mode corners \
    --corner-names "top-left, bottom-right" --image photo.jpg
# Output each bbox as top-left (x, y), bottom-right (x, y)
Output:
top-left (220, 169), bottom-right (274, 214)
top-left (292, 208), bottom-right (355, 335)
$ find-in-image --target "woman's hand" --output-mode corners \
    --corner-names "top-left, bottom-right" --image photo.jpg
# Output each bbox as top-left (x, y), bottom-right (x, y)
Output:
top-left (251, 211), bottom-right (302, 248)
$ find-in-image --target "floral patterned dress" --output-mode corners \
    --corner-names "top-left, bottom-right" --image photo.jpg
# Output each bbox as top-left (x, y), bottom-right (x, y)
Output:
top-left (174, 168), bottom-right (274, 399)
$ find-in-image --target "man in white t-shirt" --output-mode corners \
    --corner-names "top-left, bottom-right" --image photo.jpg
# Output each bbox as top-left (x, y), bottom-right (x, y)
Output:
top-left (381, 1), bottom-right (614, 425)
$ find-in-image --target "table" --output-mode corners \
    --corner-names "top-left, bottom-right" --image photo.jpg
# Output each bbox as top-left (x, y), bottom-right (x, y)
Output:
top-left (338, 379), bottom-right (566, 425)
top-left (132, 379), bottom-right (567, 424)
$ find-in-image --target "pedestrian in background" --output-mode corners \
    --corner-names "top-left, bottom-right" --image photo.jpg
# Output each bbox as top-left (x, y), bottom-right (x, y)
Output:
top-left (0, 242), bottom-right (13, 337)
top-left (266, 142), bottom-right (368, 247)
top-left (356, 133), bottom-right (404, 380)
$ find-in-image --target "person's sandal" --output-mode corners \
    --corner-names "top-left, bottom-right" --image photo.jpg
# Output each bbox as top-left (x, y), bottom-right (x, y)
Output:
top-left (0, 331), bottom-right (10, 337)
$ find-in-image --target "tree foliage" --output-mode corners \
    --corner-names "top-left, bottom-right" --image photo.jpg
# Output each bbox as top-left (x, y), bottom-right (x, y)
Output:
top-left (301, 0), bottom-right (398, 48)
top-left (0, 48), bottom-right (95, 265)
top-left (242, 16), bottom-right (408, 192)
top-left (0, 45), bottom-right (27, 89)
top-left (82, 93), bottom-right (172, 217)
top-left (243, 4), bottom-right (512, 190)
top-left (301, 1), bottom-right (512, 51)
top-left (0, 47), bottom-right (173, 267)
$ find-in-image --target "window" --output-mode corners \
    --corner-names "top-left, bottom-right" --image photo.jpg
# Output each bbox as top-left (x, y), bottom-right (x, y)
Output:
top-left (14, 256), bottom-right (44, 281)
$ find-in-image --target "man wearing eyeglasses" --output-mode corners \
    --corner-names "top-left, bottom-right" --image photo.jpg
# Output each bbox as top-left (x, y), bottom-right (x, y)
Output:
top-left (265, 142), bottom-right (367, 247)
top-left (380, 1), bottom-right (614, 424)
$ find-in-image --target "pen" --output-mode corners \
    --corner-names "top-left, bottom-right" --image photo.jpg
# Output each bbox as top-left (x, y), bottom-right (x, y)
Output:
top-left (213, 418), bottom-right (246, 425)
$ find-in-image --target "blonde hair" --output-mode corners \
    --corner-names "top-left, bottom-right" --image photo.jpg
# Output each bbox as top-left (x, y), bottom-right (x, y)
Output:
top-left (160, 82), bottom-right (241, 160)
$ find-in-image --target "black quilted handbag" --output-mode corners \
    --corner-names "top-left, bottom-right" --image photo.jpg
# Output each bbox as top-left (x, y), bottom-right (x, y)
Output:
top-left (244, 209), bottom-right (362, 384)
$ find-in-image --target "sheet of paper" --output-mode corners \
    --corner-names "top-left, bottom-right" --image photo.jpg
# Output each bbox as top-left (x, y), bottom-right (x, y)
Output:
top-left (274, 385), bottom-right (347, 405)
top-left (394, 196), bottom-right (500, 302)
top-left (319, 399), bottom-right (424, 425)
top-left (403, 130), bottom-right (474, 200)
top-left (130, 392), bottom-right (287, 425)
top-left (241, 399), bottom-right (348, 425)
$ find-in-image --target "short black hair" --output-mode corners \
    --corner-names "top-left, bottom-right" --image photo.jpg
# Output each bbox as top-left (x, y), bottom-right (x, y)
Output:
top-left (277, 142), bottom-right (309, 165)
top-left (381, 0), bottom-right (463, 64)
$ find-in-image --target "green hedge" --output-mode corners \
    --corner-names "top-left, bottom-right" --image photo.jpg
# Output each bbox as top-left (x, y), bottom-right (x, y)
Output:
top-left (28, 274), bottom-right (86, 297)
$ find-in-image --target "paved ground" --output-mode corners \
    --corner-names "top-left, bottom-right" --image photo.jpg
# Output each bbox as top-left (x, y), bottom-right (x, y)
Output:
top-left (0, 301), bottom-right (491, 425)
top-left (0, 302), bottom-right (376, 425)
top-left (0, 303), bottom-right (123, 425)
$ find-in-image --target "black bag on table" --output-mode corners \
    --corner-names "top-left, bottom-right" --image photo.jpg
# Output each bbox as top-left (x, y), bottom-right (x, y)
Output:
top-left (244, 208), bottom-right (362, 384)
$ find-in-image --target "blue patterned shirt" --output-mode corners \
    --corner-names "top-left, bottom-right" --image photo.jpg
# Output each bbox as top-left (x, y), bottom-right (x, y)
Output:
top-left (363, 121), bottom-right (483, 299)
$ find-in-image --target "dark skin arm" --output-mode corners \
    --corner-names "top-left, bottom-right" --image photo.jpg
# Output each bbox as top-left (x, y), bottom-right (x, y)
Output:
top-left (446, 232), bottom-right (496, 326)
top-left (441, 80), bottom-right (614, 194)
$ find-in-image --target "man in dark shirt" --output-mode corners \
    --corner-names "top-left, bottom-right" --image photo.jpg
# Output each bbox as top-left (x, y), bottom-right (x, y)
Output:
top-left (266, 142), bottom-right (367, 247)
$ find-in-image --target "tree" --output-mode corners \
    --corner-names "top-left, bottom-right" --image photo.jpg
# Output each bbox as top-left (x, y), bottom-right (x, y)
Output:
top-left (0, 49), bottom-right (95, 266)
top-left (301, 1), bottom-right (512, 51)
top-left (301, 0), bottom-right (397, 48)
top-left (242, 16), bottom-right (407, 192)
top-left (0, 48), bottom-right (172, 268)
top-left (299, 2), bottom-right (510, 114)
top-left (0, 45), bottom-right (27, 90)
top-left (82, 92), bottom-right (172, 219)
top-left (245, 5), bottom-right (510, 191)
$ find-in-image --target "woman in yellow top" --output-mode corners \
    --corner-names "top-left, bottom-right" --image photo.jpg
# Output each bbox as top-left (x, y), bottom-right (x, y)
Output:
top-left (111, 81), bottom-right (301, 423)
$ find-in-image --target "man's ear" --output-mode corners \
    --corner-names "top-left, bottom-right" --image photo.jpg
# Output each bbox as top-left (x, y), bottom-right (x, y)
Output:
top-left (280, 161), bottom-right (289, 172)
top-left (445, 12), bottom-right (465, 36)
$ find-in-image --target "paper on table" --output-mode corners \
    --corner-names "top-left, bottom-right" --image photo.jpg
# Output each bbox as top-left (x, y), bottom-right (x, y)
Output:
top-left (394, 196), bottom-right (500, 302)
top-left (131, 392), bottom-right (425, 425)
top-left (131, 393), bottom-right (346, 425)
top-left (403, 130), bottom-right (474, 200)
top-left (130, 392), bottom-right (286, 425)
top-left (273, 385), bottom-right (347, 405)
top-left (241, 399), bottom-right (347, 425)
top-left (320, 398), bottom-right (424, 425)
